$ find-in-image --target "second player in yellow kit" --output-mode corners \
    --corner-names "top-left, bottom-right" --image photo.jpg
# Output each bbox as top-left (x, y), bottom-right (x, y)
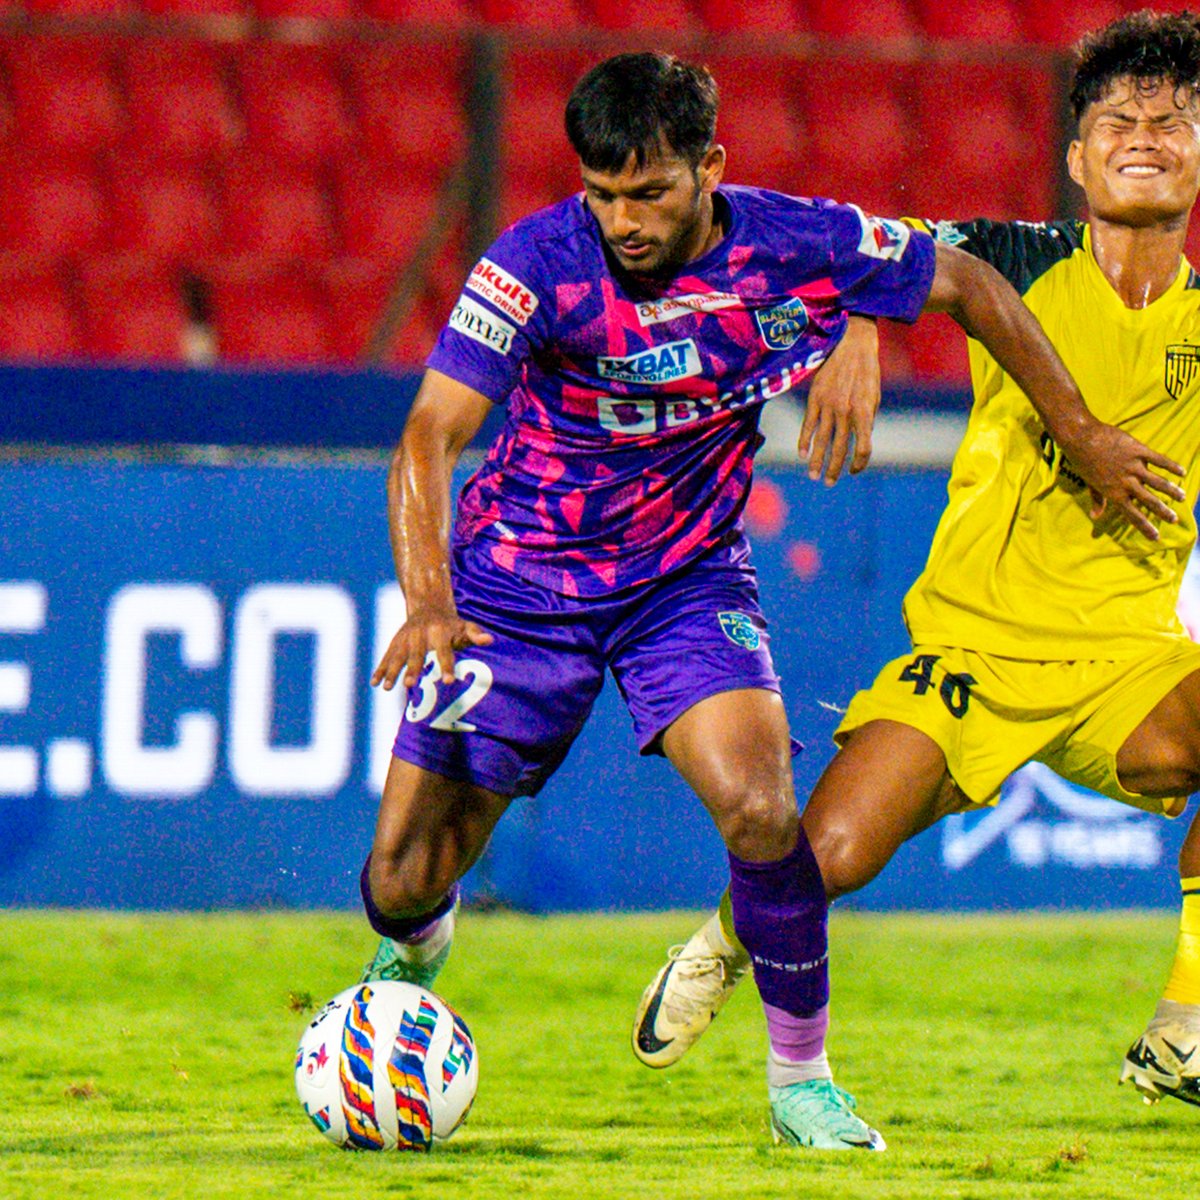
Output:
top-left (632, 11), bottom-right (1200, 1140)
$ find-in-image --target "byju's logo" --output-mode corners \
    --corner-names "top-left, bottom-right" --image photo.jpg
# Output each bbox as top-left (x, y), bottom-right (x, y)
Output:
top-left (941, 762), bottom-right (1162, 872)
top-left (755, 298), bottom-right (808, 350)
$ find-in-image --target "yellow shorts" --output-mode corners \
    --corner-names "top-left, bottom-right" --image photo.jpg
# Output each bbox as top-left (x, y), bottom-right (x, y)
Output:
top-left (833, 640), bottom-right (1200, 816)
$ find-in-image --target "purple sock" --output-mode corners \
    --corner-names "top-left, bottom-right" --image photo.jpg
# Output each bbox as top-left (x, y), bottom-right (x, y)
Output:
top-left (728, 827), bottom-right (829, 1018)
top-left (360, 856), bottom-right (458, 943)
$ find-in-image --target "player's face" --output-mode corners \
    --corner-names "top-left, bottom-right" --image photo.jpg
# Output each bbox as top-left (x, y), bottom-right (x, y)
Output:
top-left (580, 142), bottom-right (725, 274)
top-left (1068, 78), bottom-right (1200, 227)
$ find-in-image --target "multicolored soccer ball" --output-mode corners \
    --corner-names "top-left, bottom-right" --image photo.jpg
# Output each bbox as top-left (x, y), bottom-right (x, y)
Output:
top-left (294, 981), bottom-right (478, 1151)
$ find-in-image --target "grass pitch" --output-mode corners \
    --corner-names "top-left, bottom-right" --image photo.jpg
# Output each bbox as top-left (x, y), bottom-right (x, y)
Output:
top-left (0, 909), bottom-right (1196, 1199)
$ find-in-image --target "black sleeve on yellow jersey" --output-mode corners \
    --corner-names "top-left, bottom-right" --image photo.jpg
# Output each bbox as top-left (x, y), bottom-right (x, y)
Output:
top-left (901, 218), bottom-right (1086, 297)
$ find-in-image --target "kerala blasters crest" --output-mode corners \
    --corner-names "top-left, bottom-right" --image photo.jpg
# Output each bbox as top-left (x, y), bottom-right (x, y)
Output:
top-left (755, 298), bottom-right (808, 350)
top-left (1165, 343), bottom-right (1200, 400)
top-left (718, 611), bottom-right (762, 650)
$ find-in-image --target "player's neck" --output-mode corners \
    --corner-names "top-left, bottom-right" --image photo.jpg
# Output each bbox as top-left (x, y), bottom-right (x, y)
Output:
top-left (1087, 216), bottom-right (1188, 309)
top-left (681, 193), bottom-right (725, 265)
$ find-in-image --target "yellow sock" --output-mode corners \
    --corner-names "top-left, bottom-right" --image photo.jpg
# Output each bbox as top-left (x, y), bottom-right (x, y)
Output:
top-left (1164, 877), bottom-right (1200, 1005)
top-left (717, 888), bottom-right (746, 955)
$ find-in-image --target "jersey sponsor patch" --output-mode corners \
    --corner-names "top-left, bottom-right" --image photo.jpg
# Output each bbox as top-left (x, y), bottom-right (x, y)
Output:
top-left (1165, 343), bottom-right (1200, 400)
top-left (755, 298), bottom-right (808, 351)
top-left (635, 292), bottom-right (740, 327)
top-left (854, 206), bottom-right (912, 262)
top-left (718, 610), bottom-right (761, 651)
top-left (597, 338), bottom-right (701, 385)
top-left (448, 294), bottom-right (516, 356)
top-left (465, 258), bottom-right (540, 326)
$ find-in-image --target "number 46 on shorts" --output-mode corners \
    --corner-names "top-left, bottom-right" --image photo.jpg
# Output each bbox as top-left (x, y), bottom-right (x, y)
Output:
top-left (898, 653), bottom-right (976, 719)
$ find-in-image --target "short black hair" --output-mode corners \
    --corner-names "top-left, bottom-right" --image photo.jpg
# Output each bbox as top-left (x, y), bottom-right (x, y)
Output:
top-left (565, 52), bottom-right (718, 172)
top-left (1070, 8), bottom-right (1200, 120)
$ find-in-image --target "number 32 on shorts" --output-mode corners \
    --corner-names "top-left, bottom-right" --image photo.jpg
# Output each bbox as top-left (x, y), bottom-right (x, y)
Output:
top-left (898, 653), bottom-right (976, 719)
top-left (405, 652), bottom-right (494, 732)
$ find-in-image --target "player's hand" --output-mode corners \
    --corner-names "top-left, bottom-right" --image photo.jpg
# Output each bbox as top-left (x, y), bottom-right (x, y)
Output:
top-left (1066, 421), bottom-right (1186, 540)
top-left (371, 607), bottom-right (494, 691)
top-left (799, 315), bottom-right (881, 485)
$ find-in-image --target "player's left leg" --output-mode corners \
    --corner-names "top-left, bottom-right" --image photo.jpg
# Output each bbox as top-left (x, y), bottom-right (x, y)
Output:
top-left (1113, 667), bottom-right (1200, 1104)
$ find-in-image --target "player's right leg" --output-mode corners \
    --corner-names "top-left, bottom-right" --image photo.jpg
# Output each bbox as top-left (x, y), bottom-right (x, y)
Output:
top-left (361, 756), bottom-right (511, 988)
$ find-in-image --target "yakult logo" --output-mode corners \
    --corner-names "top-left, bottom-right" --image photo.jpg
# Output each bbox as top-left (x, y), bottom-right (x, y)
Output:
top-left (466, 258), bottom-right (539, 325)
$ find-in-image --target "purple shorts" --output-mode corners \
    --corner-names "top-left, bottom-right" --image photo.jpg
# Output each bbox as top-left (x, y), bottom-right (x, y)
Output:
top-left (392, 537), bottom-right (783, 797)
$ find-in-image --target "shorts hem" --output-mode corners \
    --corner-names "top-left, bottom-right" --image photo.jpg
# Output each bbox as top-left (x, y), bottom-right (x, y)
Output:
top-left (389, 745), bottom-right (526, 799)
top-left (636, 676), bottom-right (783, 756)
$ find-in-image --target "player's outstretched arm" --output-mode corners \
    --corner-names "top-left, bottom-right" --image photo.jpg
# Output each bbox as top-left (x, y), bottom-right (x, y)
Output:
top-left (924, 243), bottom-right (1186, 540)
top-left (798, 315), bottom-right (880, 485)
top-left (371, 368), bottom-right (495, 692)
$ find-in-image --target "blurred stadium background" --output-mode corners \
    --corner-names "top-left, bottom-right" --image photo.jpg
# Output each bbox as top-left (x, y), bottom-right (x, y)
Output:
top-left (2, 1), bottom-right (1198, 918)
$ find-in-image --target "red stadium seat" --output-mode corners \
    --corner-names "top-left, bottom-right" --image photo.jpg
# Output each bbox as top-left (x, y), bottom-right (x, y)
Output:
top-left (79, 257), bottom-right (188, 363)
top-left (236, 43), bottom-right (353, 170)
top-left (107, 164), bottom-right (221, 262)
top-left (707, 57), bottom-right (807, 194)
top-left (0, 257), bottom-right (84, 361)
top-left (501, 50), bottom-right (589, 199)
top-left (347, 42), bottom-right (467, 177)
top-left (695, 0), bottom-right (806, 35)
top-left (319, 258), bottom-right (397, 363)
top-left (583, 0), bottom-right (698, 31)
top-left (253, 0), bottom-right (354, 18)
top-left (478, 0), bottom-right (585, 27)
top-left (139, 0), bottom-right (250, 18)
top-left (911, 62), bottom-right (1057, 222)
top-left (1024, 0), bottom-right (1129, 47)
top-left (357, 0), bottom-right (473, 24)
top-left (4, 38), bottom-right (124, 162)
top-left (796, 61), bottom-right (914, 213)
top-left (913, 0), bottom-right (1025, 43)
top-left (218, 160), bottom-right (337, 260)
top-left (121, 40), bottom-right (240, 166)
top-left (805, 0), bottom-right (921, 39)
top-left (209, 263), bottom-right (333, 364)
top-left (26, 0), bottom-right (138, 13)
top-left (0, 162), bottom-right (107, 256)
top-left (334, 159), bottom-right (441, 262)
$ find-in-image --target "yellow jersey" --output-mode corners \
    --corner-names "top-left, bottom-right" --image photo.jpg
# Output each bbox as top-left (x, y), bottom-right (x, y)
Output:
top-left (902, 219), bottom-right (1200, 659)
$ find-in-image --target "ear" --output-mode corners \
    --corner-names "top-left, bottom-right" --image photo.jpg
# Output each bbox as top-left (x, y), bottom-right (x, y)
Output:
top-left (698, 144), bottom-right (726, 193)
top-left (1066, 138), bottom-right (1084, 189)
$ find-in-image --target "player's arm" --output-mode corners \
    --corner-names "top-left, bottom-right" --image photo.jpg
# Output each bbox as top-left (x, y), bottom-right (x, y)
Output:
top-left (371, 368), bottom-right (495, 691)
top-left (925, 242), bottom-right (1186, 539)
top-left (798, 315), bottom-right (880, 485)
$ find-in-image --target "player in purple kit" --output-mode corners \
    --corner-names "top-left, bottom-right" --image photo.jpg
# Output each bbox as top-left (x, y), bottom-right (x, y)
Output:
top-left (359, 51), bottom-right (1179, 1148)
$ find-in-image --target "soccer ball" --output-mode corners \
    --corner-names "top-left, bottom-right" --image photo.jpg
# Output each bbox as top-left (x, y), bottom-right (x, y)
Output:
top-left (294, 980), bottom-right (478, 1151)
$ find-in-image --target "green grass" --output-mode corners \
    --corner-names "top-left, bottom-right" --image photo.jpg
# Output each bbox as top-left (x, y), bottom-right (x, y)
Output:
top-left (0, 909), bottom-right (1195, 1199)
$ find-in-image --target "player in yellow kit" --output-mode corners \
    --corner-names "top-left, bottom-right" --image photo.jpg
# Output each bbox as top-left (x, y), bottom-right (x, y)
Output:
top-left (631, 10), bottom-right (1200, 1141)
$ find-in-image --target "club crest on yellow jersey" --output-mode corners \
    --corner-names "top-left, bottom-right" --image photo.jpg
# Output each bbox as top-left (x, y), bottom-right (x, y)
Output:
top-left (1165, 343), bottom-right (1200, 400)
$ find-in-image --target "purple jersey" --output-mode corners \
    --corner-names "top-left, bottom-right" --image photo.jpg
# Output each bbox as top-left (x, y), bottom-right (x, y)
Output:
top-left (427, 185), bottom-right (935, 597)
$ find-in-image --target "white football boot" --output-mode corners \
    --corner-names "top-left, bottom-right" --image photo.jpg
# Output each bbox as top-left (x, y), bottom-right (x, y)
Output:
top-left (632, 910), bottom-right (751, 1067)
top-left (1120, 999), bottom-right (1200, 1106)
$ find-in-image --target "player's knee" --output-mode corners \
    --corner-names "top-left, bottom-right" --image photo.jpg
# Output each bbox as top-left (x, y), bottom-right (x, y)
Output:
top-left (716, 787), bottom-right (799, 862)
top-left (368, 856), bottom-right (454, 920)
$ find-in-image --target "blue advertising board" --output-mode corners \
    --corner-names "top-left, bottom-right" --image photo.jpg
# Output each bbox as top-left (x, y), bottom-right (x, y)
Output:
top-left (0, 460), bottom-right (1191, 912)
